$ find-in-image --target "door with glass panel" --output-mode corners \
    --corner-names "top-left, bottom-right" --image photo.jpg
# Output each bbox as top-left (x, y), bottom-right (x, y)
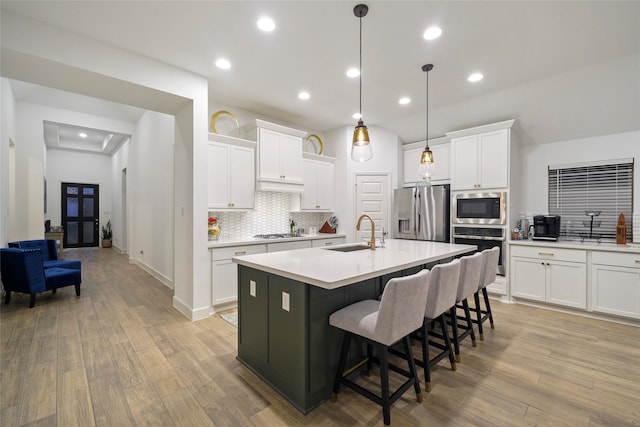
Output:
top-left (61, 183), bottom-right (99, 248)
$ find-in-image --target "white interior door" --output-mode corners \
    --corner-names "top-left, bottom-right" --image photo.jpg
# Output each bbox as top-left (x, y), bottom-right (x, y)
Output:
top-left (355, 174), bottom-right (390, 244)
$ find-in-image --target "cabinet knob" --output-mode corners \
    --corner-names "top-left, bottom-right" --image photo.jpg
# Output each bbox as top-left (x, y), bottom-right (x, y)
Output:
top-left (538, 252), bottom-right (554, 256)
top-left (541, 262), bottom-right (545, 266)
top-left (316, 205), bottom-right (320, 209)
top-left (546, 263), bottom-right (550, 266)
top-left (635, 259), bottom-right (640, 264)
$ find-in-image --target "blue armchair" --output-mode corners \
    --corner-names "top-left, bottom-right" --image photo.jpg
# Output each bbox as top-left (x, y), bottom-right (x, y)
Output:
top-left (0, 248), bottom-right (81, 308)
top-left (8, 239), bottom-right (81, 271)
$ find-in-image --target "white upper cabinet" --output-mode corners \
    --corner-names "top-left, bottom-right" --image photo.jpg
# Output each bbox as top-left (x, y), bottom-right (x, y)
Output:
top-left (207, 134), bottom-right (256, 210)
top-left (243, 119), bottom-right (306, 193)
top-left (447, 120), bottom-right (514, 191)
top-left (402, 140), bottom-right (450, 185)
top-left (300, 154), bottom-right (335, 211)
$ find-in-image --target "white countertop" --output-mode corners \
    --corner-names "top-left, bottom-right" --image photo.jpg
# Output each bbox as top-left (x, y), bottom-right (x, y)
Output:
top-left (232, 239), bottom-right (476, 289)
top-left (208, 233), bottom-right (346, 249)
top-left (509, 239), bottom-right (640, 253)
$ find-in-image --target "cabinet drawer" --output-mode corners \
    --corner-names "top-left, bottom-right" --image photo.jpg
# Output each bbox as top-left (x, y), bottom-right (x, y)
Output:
top-left (592, 251), bottom-right (640, 269)
top-left (267, 240), bottom-right (312, 252)
top-left (311, 237), bottom-right (346, 248)
top-left (212, 244), bottom-right (267, 261)
top-left (510, 245), bottom-right (585, 263)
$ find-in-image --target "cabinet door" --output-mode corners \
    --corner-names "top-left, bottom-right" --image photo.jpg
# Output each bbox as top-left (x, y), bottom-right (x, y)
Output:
top-left (451, 135), bottom-right (479, 190)
top-left (301, 159), bottom-right (317, 210)
top-left (591, 264), bottom-right (640, 318)
top-left (315, 160), bottom-right (334, 210)
top-left (430, 143), bottom-right (451, 182)
top-left (511, 257), bottom-right (546, 301)
top-left (229, 146), bottom-right (255, 209)
top-left (547, 261), bottom-right (586, 309)
top-left (478, 129), bottom-right (509, 189)
top-left (258, 128), bottom-right (282, 181)
top-left (279, 134), bottom-right (303, 183)
top-left (211, 259), bottom-right (237, 305)
top-left (403, 147), bottom-right (423, 184)
top-left (207, 142), bottom-right (230, 208)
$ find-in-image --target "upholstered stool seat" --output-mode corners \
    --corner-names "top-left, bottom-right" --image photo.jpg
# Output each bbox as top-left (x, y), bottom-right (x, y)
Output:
top-left (450, 252), bottom-right (484, 362)
top-left (472, 247), bottom-right (500, 339)
top-left (329, 269), bottom-right (430, 426)
top-left (412, 259), bottom-right (461, 392)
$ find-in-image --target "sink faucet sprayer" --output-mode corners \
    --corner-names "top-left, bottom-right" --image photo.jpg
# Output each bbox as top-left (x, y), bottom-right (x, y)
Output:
top-left (356, 214), bottom-right (376, 250)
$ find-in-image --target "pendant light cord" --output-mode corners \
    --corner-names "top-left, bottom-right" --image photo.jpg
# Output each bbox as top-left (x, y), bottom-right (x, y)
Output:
top-left (359, 14), bottom-right (363, 119)
top-left (425, 68), bottom-right (429, 149)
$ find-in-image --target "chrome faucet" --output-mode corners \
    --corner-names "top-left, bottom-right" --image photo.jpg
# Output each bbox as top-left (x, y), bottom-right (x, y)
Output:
top-left (356, 214), bottom-right (376, 250)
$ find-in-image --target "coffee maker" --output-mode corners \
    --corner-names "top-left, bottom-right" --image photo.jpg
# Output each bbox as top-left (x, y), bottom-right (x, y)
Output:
top-left (532, 215), bottom-right (561, 241)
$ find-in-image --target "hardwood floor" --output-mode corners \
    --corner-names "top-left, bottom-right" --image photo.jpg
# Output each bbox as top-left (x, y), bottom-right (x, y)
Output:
top-left (1, 248), bottom-right (639, 426)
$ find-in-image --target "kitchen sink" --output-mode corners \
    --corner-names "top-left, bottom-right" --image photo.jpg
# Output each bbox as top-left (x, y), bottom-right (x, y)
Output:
top-left (324, 244), bottom-right (371, 252)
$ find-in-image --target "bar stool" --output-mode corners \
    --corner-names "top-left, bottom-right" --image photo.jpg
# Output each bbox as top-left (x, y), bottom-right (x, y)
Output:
top-left (329, 269), bottom-right (430, 426)
top-left (450, 252), bottom-right (484, 362)
top-left (415, 259), bottom-right (461, 392)
top-left (472, 247), bottom-right (500, 340)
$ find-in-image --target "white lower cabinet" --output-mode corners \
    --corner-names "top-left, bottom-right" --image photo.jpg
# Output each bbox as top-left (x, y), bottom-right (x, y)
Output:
top-left (311, 237), bottom-right (346, 248)
top-left (211, 244), bottom-right (266, 309)
top-left (510, 245), bottom-right (586, 309)
top-left (591, 251), bottom-right (640, 319)
top-left (266, 240), bottom-right (312, 252)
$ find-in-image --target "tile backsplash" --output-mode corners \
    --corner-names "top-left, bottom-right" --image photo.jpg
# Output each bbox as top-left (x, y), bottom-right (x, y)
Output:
top-left (210, 192), bottom-right (331, 239)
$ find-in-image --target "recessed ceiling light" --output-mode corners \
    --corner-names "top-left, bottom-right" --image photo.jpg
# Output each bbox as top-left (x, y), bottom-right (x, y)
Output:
top-left (346, 68), bottom-right (360, 78)
top-left (352, 112), bottom-right (361, 120)
top-left (468, 72), bottom-right (484, 82)
top-left (79, 132), bottom-right (87, 138)
top-left (398, 97), bottom-right (411, 105)
top-left (423, 26), bottom-right (442, 40)
top-left (215, 58), bottom-right (231, 69)
top-left (257, 16), bottom-right (275, 32)
top-left (298, 91), bottom-right (310, 100)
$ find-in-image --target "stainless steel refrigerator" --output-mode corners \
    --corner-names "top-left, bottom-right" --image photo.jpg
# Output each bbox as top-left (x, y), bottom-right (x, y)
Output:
top-left (393, 184), bottom-right (450, 242)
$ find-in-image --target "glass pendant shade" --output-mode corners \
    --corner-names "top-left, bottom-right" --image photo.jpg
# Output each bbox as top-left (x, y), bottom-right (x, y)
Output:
top-left (351, 120), bottom-right (373, 162)
top-left (419, 147), bottom-right (436, 179)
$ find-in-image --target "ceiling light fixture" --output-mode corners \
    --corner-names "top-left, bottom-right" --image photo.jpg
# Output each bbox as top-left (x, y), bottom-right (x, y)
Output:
top-left (215, 58), bottom-right (231, 69)
top-left (423, 26), bottom-right (442, 40)
top-left (351, 4), bottom-right (372, 163)
top-left (79, 132), bottom-right (87, 138)
top-left (298, 91), bottom-right (310, 100)
top-left (419, 64), bottom-right (435, 180)
top-left (468, 72), bottom-right (483, 82)
top-left (257, 17), bottom-right (275, 32)
top-left (346, 68), bottom-right (360, 78)
top-left (398, 97), bottom-right (411, 105)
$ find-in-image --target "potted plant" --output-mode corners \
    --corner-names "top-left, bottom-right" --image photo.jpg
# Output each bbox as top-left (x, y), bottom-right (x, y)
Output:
top-left (101, 220), bottom-right (113, 248)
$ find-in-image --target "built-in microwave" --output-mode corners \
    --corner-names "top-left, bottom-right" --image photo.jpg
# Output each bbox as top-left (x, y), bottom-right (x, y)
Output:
top-left (452, 192), bottom-right (506, 225)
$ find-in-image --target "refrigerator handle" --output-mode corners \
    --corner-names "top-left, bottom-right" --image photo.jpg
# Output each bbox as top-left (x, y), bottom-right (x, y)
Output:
top-left (416, 190), bottom-right (421, 234)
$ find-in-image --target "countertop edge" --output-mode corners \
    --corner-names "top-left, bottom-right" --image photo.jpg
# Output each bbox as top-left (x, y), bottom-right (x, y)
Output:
top-left (208, 233), bottom-right (346, 249)
top-left (508, 239), bottom-right (640, 253)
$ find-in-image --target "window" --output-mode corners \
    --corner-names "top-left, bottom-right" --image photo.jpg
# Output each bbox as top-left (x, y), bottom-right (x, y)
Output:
top-left (548, 159), bottom-right (633, 241)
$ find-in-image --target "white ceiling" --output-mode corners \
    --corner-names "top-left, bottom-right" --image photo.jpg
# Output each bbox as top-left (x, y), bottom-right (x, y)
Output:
top-left (2, 1), bottom-right (640, 147)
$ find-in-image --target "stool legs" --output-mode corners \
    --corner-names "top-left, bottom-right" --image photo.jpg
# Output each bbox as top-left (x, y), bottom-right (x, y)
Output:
top-left (474, 291), bottom-right (484, 340)
top-left (379, 343), bottom-right (391, 426)
top-left (331, 332), bottom-right (352, 402)
top-left (483, 288), bottom-right (495, 329)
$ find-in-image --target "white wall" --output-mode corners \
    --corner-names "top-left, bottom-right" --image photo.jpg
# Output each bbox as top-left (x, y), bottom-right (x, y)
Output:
top-left (0, 78), bottom-right (17, 245)
top-left (46, 149), bottom-right (111, 230)
top-left (328, 125), bottom-right (400, 242)
top-left (520, 130), bottom-right (640, 216)
top-left (111, 138), bottom-right (129, 252)
top-left (128, 110), bottom-right (174, 287)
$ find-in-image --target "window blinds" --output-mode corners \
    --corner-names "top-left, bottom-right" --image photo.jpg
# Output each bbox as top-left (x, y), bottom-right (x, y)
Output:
top-left (548, 159), bottom-right (634, 241)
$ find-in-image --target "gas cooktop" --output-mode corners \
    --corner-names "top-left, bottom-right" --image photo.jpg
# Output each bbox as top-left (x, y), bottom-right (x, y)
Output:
top-left (253, 233), bottom-right (301, 239)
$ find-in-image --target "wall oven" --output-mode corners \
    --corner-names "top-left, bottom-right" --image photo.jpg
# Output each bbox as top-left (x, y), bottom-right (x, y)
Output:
top-left (453, 226), bottom-right (506, 276)
top-left (452, 192), bottom-right (506, 225)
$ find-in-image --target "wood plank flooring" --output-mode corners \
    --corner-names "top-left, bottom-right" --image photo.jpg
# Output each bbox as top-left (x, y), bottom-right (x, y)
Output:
top-left (1, 248), bottom-right (639, 426)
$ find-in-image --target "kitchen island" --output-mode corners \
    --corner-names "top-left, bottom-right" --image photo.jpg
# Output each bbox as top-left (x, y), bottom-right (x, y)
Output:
top-left (232, 239), bottom-right (476, 413)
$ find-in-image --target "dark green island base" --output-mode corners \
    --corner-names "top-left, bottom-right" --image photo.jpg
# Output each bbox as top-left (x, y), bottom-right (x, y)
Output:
top-left (236, 261), bottom-right (447, 414)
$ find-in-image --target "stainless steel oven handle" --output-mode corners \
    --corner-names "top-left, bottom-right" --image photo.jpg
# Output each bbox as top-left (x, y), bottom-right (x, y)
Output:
top-left (453, 234), bottom-right (505, 241)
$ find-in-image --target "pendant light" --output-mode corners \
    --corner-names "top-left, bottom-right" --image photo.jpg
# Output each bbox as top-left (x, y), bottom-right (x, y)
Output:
top-left (351, 4), bottom-right (372, 162)
top-left (418, 63), bottom-right (435, 179)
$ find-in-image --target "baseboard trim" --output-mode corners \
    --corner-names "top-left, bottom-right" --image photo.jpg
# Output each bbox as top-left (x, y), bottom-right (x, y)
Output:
top-left (129, 258), bottom-right (173, 289)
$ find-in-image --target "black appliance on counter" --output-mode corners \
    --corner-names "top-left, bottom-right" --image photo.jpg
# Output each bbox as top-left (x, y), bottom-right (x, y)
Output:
top-left (531, 215), bottom-right (561, 241)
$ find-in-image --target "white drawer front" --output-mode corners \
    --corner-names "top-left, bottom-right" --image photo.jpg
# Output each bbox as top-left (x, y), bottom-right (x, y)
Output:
top-left (211, 244), bottom-right (267, 261)
top-left (311, 237), bottom-right (346, 248)
top-left (267, 240), bottom-right (312, 252)
top-left (592, 251), bottom-right (640, 269)
top-left (510, 245), bottom-right (585, 263)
